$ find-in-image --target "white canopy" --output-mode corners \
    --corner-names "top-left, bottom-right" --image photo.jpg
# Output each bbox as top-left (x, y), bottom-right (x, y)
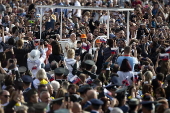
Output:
top-left (36, 5), bottom-right (134, 44)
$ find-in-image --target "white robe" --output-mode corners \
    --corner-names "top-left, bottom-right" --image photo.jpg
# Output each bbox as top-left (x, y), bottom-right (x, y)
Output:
top-left (27, 50), bottom-right (46, 78)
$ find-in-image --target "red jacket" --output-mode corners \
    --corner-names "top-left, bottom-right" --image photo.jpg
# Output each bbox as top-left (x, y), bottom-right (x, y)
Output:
top-left (132, 1), bottom-right (142, 7)
top-left (45, 44), bottom-right (52, 64)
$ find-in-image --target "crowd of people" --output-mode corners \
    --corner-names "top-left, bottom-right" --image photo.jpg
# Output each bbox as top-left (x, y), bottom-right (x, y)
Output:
top-left (0, 0), bottom-right (170, 113)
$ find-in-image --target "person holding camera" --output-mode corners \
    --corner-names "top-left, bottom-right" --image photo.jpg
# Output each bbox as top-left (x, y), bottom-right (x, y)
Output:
top-left (14, 38), bottom-right (34, 67)
top-left (4, 58), bottom-right (18, 74)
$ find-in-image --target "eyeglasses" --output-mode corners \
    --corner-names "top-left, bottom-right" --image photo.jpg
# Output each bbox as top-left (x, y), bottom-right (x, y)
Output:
top-left (3, 95), bottom-right (10, 98)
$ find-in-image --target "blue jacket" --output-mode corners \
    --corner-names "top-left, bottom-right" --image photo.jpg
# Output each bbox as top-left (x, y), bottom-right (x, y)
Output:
top-left (83, 101), bottom-right (91, 109)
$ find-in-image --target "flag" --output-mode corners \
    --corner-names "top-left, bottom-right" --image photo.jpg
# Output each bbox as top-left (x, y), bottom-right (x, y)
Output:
top-left (82, 42), bottom-right (87, 50)
top-left (104, 89), bottom-right (113, 100)
top-left (165, 47), bottom-right (170, 53)
top-left (100, 38), bottom-right (107, 43)
top-left (159, 53), bottom-right (169, 61)
top-left (122, 76), bottom-right (130, 86)
top-left (86, 77), bottom-right (93, 84)
top-left (50, 76), bottom-right (55, 82)
top-left (111, 48), bottom-right (118, 54)
top-left (70, 75), bottom-right (81, 84)
top-left (134, 75), bottom-right (138, 84)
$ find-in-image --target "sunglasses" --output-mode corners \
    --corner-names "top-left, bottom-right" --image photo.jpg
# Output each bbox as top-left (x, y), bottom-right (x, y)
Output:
top-left (3, 95), bottom-right (10, 98)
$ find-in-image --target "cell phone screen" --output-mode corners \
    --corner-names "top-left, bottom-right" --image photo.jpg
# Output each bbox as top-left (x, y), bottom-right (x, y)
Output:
top-left (24, 37), bottom-right (29, 40)
top-left (65, 93), bottom-right (69, 101)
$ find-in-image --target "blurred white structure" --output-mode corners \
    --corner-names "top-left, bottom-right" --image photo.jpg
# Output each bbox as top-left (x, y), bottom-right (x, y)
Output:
top-left (36, 5), bottom-right (134, 45)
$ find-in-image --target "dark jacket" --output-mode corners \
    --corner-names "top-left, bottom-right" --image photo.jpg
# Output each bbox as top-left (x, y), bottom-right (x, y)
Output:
top-left (4, 100), bottom-right (17, 113)
top-left (151, 79), bottom-right (161, 93)
top-left (48, 54), bottom-right (64, 63)
top-left (89, 19), bottom-right (96, 33)
top-left (96, 47), bottom-right (104, 74)
top-left (14, 41), bottom-right (34, 67)
top-left (103, 47), bottom-right (117, 63)
top-left (75, 47), bottom-right (83, 56)
top-left (24, 102), bottom-right (34, 108)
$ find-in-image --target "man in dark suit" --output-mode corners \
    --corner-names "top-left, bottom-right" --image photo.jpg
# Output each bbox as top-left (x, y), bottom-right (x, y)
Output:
top-left (54, 67), bottom-right (69, 84)
top-left (90, 99), bottom-right (103, 113)
top-left (22, 75), bottom-right (33, 102)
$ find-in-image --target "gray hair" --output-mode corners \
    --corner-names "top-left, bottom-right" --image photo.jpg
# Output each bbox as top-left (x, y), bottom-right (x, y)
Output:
top-left (40, 91), bottom-right (50, 98)
top-left (61, 81), bottom-right (70, 90)
top-left (15, 105), bottom-right (28, 112)
top-left (51, 81), bottom-right (60, 91)
top-left (110, 107), bottom-right (123, 113)
top-left (70, 33), bottom-right (76, 36)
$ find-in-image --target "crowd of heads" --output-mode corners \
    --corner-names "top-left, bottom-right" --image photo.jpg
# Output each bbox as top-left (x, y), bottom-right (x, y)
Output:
top-left (0, 0), bottom-right (170, 113)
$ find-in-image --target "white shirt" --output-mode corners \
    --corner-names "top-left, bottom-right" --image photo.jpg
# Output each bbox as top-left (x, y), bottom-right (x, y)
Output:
top-left (65, 58), bottom-right (77, 80)
top-left (33, 79), bottom-right (40, 89)
top-left (1, 102), bottom-right (9, 108)
top-left (0, 36), bottom-right (11, 43)
top-left (73, 1), bottom-right (81, 17)
top-left (66, 38), bottom-right (77, 49)
top-left (96, 0), bottom-right (102, 6)
top-left (93, 12), bottom-right (100, 22)
top-left (117, 71), bottom-right (134, 85)
top-left (99, 15), bottom-right (110, 24)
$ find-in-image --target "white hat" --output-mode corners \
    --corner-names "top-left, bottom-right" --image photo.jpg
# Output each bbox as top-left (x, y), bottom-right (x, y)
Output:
top-left (28, 49), bottom-right (40, 61)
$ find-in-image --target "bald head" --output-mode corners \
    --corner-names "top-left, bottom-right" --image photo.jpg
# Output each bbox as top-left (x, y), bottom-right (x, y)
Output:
top-left (87, 33), bottom-right (93, 41)
top-left (72, 102), bottom-right (82, 113)
top-left (86, 90), bottom-right (97, 100)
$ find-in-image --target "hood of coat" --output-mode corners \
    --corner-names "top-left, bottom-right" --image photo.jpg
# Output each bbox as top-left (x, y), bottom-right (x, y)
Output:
top-left (65, 58), bottom-right (76, 65)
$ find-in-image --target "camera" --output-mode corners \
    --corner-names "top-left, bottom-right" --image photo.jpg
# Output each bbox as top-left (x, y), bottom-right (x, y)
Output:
top-left (40, 39), bottom-right (44, 45)
top-left (76, 70), bottom-right (97, 79)
top-left (141, 58), bottom-right (147, 61)
top-left (144, 66), bottom-right (148, 70)
top-left (65, 93), bottom-right (69, 101)
top-left (10, 59), bottom-right (14, 63)
top-left (132, 44), bottom-right (135, 49)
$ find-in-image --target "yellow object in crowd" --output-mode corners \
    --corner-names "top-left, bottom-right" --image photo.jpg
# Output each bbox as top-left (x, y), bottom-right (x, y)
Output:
top-left (40, 79), bottom-right (48, 85)
top-left (15, 102), bottom-right (21, 106)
